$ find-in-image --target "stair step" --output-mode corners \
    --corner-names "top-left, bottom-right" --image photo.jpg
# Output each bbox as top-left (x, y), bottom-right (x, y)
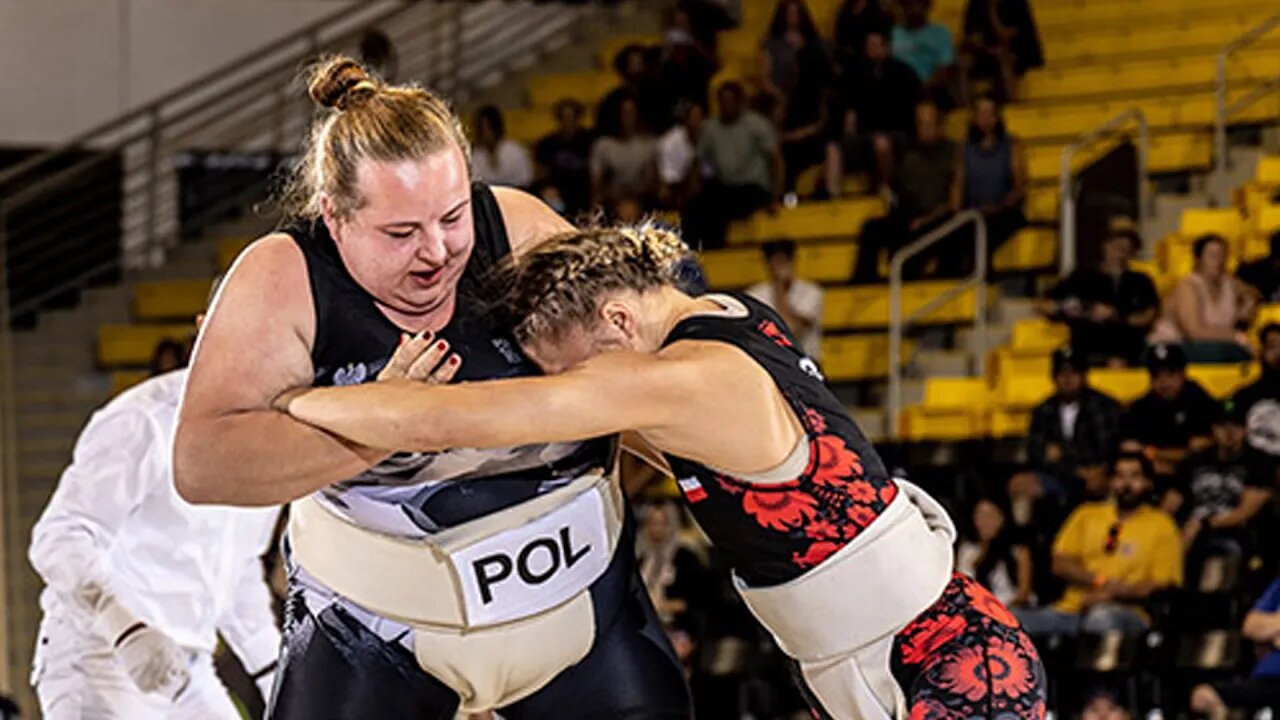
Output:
top-left (956, 323), bottom-right (1013, 356)
top-left (849, 407), bottom-right (887, 440)
top-left (17, 410), bottom-right (92, 433)
top-left (996, 298), bottom-right (1039, 323)
top-left (914, 350), bottom-right (972, 378)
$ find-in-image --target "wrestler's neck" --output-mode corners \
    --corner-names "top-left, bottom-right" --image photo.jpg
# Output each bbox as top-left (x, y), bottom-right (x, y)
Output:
top-left (636, 287), bottom-right (724, 351)
top-left (376, 291), bottom-right (458, 335)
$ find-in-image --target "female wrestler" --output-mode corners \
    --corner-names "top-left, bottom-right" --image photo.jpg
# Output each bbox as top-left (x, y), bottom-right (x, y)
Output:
top-left (173, 58), bottom-right (690, 719)
top-left (277, 225), bottom-right (1048, 719)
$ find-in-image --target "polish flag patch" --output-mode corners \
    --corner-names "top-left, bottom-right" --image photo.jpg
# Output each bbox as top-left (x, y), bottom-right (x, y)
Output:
top-left (678, 477), bottom-right (707, 503)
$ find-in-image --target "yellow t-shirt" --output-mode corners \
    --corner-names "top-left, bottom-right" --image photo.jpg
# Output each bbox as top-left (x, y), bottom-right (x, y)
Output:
top-left (1053, 501), bottom-right (1183, 614)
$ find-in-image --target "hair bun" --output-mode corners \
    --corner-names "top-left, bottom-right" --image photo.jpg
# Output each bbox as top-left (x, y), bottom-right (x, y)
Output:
top-left (308, 56), bottom-right (379, 110)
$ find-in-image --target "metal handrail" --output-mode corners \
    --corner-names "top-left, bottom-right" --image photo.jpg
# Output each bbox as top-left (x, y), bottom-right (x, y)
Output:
top-left (887, 210), bottom-right (987, 436)
top-left (1214, 13), bottom-right (1280, 195)
top-left (0, 202), bottom-right (15, 695)
top-left (1058, 108), bottom-right (1149, 275)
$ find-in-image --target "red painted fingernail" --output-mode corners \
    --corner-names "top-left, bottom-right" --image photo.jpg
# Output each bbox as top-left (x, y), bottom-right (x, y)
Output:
top-left (436, 340), bottom-right (448, 351)
top-left (449, 355), bottom-right (460, 365)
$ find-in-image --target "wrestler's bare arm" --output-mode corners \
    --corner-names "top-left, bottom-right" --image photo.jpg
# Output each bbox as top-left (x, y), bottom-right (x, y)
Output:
top-left (282, 341), bottom-right (805, 477)
top-left (492, 186), bottom-right (576, 254)
top-left (174, 235), bottom-right (383, 506)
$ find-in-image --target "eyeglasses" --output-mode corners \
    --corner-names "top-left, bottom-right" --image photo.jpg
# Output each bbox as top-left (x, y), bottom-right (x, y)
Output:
top-left (1104, 522), bottom-right (1121, 555)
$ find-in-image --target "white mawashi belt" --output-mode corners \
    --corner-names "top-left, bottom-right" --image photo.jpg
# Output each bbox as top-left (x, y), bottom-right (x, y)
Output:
top-left (288, 469), bottom-right (626, 630)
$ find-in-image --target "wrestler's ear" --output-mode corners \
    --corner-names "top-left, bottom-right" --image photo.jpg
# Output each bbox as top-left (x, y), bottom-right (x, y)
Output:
top-left (320, 194), bottom-right (342, 241)
top-left (599, 300), bottom-right (637, 340)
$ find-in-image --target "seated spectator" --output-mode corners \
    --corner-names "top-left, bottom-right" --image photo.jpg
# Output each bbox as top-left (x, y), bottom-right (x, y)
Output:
top-left (682, 82), bottom-right (782, 249)
top-left (1014, 452), bottom-right (1183, 637)
top-left (1150, 234), bottom-right (1259, 363)
top-left (359, 29), bottom-right (398, 82)
top-left (1080, 687), bottom-right (1130, 720)
top-left (471, 105), bottom-right (532, 189)
top-left (745, 240), bottom-right (823, 361)
top-left (892, 0), bottom-right (957, 107)
top-left (955, 497), bottom-right (1034, 607)
top-left (1190, 572), bottom-right (1280, 717)
top-left (637, 500), bottom-right (711, 671)
top-left (534, 99), bottom-right (594, 217)
top-left (824, 30), bottom-right (922, 198)
top-left (1023, 347), bottom-right (1122, 503)
top-left (1119, 343), bottom-right (1217, 476)
top-left (150, 338), bottom-right (188, 377)
top-left (678, 0), bottom-right (738, 52)
top-left (596, 44), bottom-right (664, 137)
top-left (849, 100), bottom-right (952, 283)
top-left (1236, 229), bottom-right (1280, 303)
top-left (1166, 399), bottom-right (1274, 567)
top-left (1042, 218), bottom-right (1159, 367)
top-left (759, 0), bottom-right (833, 190)
top-left (654, 6), bottom-right (718, 129)
top-left (949, 94), bottom-right (1027, 275)
top-left (590, 94), bottom-right (658, 215)
top-left (832, 0), bottom-right (892, 75)
top-left (1236, 323), bottom-right (1280, 459)
top-left (959, 0), bottom-right (1043, 103)
top-left (657, 101), bottom-right (706, 209)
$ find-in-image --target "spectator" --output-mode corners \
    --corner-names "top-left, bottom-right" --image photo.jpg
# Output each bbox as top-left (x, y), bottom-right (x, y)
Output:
top-left (1025, 347), bottom-right (1122, 502)
top-left (589, 94), bottom-right (658, 214)
top-left (654, 6), bottom-right (718, 129)
top-left (955, 497), bottom-right (1033, 607)
top-left (596, 44), bottom-right (664, 137)
top-left (1165, 398), bottom-right (1274, 567)
top-left (1119, 343), bottom-right (1217, 476)
top-left (1150, 234), bottom-right (1259, 363)
top-left (824, 30), bottom-right (922, 198)
top-left (1189, 572), bottom-right (1280, 716)
top-left (682, 82), bottom-right (782, 249)
top-left (759, 0), bottom-right (833, 189)
top-left (949, 95), bottom-right (1027, 274)
top-left (636, 500), bottom-right (711, 670)
top-left (849, 100), bottom-right (953, 283)
top-left (534, 99), bottom-right (594, 217)
top-left (1014, 452), bottom-right (1183, 637)
top-left (359, 29), bottom-right (398, 82)
top-left (657, 101), bottom-right (706, 208)
top-left (959, 0), bottom-right (1043, 103)
top-left (832, 0), bottom-right (892, 75)
top-left (1042, 217), bottom-right (1159, 367)
top-left (1236, 229), bottom-right (1280, 302)
top-left (746, 239), bottom-right (824, 361)
top-left (471, 105), bottom-right (533, 189)
top-left (892, 0), bottom-right (956, 106)
top-left (149, 338), bottom-right (188, 377)
top-left (677, 0), bottom-right (738, 52)
top-left (1236, 323), bottom-right (1280, 458)
top-left (1080, 687), bottom-right (1130, 720)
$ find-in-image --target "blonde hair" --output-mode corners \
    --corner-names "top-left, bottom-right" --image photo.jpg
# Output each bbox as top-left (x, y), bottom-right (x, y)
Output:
top-left (283, 55), bottom-right (470, 220)
top-left (497, 224), bottom-right (693, 344)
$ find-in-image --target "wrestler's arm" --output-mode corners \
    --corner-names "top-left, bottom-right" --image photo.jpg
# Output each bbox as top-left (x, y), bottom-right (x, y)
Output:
top-left (491, 186), bottom-right (576, 253)
top-left (174, 235), bottom-right (384, 506)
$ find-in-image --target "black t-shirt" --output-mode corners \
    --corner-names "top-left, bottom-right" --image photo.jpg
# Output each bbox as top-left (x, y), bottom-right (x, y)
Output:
top-left (534, 130), bottom-right (594, 214)
top-left (1237, 259), bottom-right (1280, 303)
top-left (1176, 446), bottom-right (1275, 520)
top-left (1120, 380), bottom-right (1218, 449)
top-left (1048, 266), bottom-right (1159, 318)
top-left (840, 57), bottom-right (921, 136)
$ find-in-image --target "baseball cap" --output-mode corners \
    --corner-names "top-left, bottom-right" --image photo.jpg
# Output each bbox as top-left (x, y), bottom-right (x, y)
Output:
top-left (1212, 398), bottom-right (1246, 426)
top-left (1052, 346), bottom-right (1087, 375)
top-left (1144, 343), bottom-right (1188, 374)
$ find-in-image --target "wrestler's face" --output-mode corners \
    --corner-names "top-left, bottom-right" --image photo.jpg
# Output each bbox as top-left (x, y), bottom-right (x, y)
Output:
top-left (523, 321), bottom-right (634, 375)
top-left (322, 146), bottom-right (474, 326)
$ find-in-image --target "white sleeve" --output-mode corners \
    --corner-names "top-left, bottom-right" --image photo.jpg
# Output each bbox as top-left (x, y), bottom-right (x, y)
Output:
top-left (792, 283), bottom-right (823, 323)
top-left (744, 283), bottom-right (771, 307)
top-left (216, 515), bottom-right (282, 675)
top-left (508, 142), bottom-right (534, 189)
top-left (28, 408), bottom-right (159, 606)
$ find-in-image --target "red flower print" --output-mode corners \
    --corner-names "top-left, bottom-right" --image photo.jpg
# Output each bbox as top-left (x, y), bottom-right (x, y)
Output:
top-left (963, 578), bottom-right (1019, 628)
top-left (910, 699), bottom-right (953, 720)
top-left (879, 484), bottom-right (898, 504)
top-left (742, 488), bottom-right (819, 531)
top-left (898, 613), bottom-right (968, 665)
top-left (810, 434), bottom-right (861, 487)
top-left (758, 319), bottom-right (794, 347)
top-left (847, 480), bottom-right (877, 504)
top-left (936, 645), bottom-right (989, 702)
top-left (987, 636), bottom-right (1036, 698)
top-left (801, 407), bottom-right (828, 434)
top-left (714, 476), bottom-right (744, 495)
top-left (792, 541), bottom-right (840, 569)
top-left (847, 504), bottom-right (878, 527)
top-left (804, 518), bottom-right (842, 540)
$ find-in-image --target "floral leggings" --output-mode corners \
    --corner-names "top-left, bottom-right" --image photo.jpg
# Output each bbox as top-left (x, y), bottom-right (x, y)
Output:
top-left (891, 574), bottom-right (1047, 720)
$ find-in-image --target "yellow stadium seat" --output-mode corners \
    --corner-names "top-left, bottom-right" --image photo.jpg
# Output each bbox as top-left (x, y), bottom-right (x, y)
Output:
top-left (823, 281), bottom-right (983, 330)
top-left (988, 408), bottom-right (1032, 437)
top-left (821, 335), bottom-right (917, 382)
top-left (217, 236), bottom-right (253, 272)
top-left (1187, 363), bottom-right (1260, 399)
top-left (1256, 156), bottom-right (1280, 184)
top-left (900, 378), bottom-right (990, 441)
top-left (98, 324), bottom-right (195, 368)
top-left (1253, 305), bottom-right (1280, 335)
top-left (997, 372), bottom-right (1055, 410)
top-left (1027, 188), bottom-right (1059, 223)
top-left (700, 242), bottom-right (856, 290)
top-left (990, 347), bottom-right (1052, 382)
top-left (993, 227), bottom-right (1058, 273)
top-left (1180, 208), bottom-right (1245, 239)
top-left (597, 34), bottom-right (659, 68)
top-left (1243, 232), bottom-right (1272, 262)
top-left (1011, 318), bottom-right (1070, 353)
top-left (1254, 204), bottom-right (1280, 235)
top-left (727, 198), bottom-right (885, 244)
top-left (1087, 368), bottom-right (1150, 404)
top-left (526, 71), bottom-right (617, 108)
top-left (133, 279), bottom-right (213, 321)
top-left (110, 370), bottom-right (150, 397)
top-left (923, 377), bottom-right (991, 410)
top-left (1128, 259), bottom-right (1173, 298)
top-left (503, 106), bottom-right (561, 146)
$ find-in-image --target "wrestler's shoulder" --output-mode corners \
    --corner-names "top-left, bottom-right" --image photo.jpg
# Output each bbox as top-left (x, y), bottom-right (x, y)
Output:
top-left (490, 186), bottom-right (575, 252)
top-left (226, 232), bottom-right (309, 278)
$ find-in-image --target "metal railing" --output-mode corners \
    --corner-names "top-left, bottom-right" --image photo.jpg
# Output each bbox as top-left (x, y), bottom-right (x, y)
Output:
top-left (887, 210), bottom-right (987, 437)
top-left (1058, 109), bottom-right (1149, 275)
top-left (1215, 13), bottom-right (1280, 195)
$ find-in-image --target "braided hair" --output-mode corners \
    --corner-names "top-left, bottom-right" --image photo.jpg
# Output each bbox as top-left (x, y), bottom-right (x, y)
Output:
top-left (493, 224), bottom-right (693, 345)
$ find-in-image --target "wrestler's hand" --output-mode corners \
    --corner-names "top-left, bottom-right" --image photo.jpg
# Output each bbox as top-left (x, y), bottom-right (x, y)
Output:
top-left (378, 331), bottom-right (462, 383)
top-left (114, 624), bottom-right (191, 699)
